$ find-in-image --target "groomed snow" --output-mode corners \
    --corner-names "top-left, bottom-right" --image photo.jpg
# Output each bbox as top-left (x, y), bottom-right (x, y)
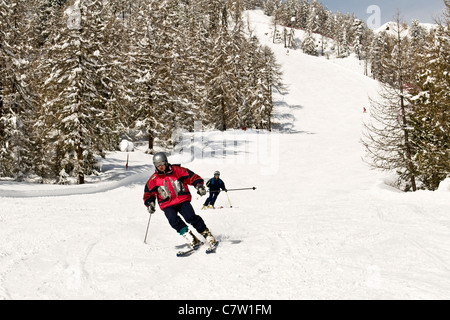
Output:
top-left (0, 10), bottom-right (449, 300)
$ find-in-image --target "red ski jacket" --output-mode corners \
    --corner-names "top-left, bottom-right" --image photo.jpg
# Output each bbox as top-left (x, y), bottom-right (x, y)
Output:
top-left (143, 165), bottom-right (204, 210)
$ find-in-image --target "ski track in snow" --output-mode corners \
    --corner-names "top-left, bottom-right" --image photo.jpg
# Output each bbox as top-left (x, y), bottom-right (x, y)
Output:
top-left (1, 10), bottom-right (450, 300)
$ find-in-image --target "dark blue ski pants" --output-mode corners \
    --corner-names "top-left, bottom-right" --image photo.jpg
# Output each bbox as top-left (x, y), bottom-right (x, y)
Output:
top-left (163, 201), bottom-right (207, 235)
top-left (204, 192), bottom-right (219, 207)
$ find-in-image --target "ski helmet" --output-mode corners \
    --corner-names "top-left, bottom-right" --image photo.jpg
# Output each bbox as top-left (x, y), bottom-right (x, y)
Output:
top-left (214, 171), bottom-right (220, 176)
top-left (153, 152), bottom-right (168, 168)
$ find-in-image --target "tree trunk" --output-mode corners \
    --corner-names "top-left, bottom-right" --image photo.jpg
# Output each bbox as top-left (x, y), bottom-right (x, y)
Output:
top-left (221, 97), bottom-right (227, 131)
top-left (147, 82), bottom-right (154, 151)
top-left (0, 83), bottom-right (3, 138)
top-left (148, 129), bottom-right (154, 150)
top-left (77, 144), bottom-right (85, 185)
top-left (396, 15), bottom-right (417, 192)
top-left (272, 19), bottom-right (277, 44)
top-left (400, 94), bottom-right (417, 191)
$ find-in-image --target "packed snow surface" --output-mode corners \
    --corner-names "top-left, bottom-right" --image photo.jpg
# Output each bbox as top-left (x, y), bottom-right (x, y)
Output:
top-left (1, 10), bottom-right (449, 300)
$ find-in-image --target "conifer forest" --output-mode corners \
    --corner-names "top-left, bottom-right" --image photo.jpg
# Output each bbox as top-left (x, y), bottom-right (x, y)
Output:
top-left (1, 0), bottom-right (448, 190)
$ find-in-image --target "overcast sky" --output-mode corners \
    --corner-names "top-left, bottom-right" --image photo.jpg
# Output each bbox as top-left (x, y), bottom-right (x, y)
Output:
top-left (317, 0), bottom-right (446, 25)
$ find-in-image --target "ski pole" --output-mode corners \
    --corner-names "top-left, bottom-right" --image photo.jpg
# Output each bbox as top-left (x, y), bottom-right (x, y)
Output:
top-left (144, 213), bottom-right (152, 244)
top-left (227, 187), bottom-right (256, 192)
top-left (225, 191), bottom-right (233, 208)
top-left (210, 187), bottom-right (256, 193)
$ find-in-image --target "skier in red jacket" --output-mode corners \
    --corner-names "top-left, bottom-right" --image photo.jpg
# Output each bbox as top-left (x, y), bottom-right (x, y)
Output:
top-left (143, 152), bottom-right (216, 250)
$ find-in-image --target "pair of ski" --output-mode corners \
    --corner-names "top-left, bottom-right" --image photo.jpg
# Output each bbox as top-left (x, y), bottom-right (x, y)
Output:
top-left (177, 241), bottom-right (219, 257)
top-left (202, 206), bottom-right (224, 210)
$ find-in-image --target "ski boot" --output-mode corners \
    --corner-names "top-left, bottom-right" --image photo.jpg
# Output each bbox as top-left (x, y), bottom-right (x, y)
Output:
top-left (201, 228), bottom-right (217, 248)
top-left (182, 229), bottom-right (202, 250)
top-left (201, 228), bottom-right (219, 253)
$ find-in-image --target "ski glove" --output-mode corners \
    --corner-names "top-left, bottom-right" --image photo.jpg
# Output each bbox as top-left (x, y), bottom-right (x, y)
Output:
top-left (196, 185), bottom-right (207, 196)
top-left (147, 202), bottom-right (156, 214)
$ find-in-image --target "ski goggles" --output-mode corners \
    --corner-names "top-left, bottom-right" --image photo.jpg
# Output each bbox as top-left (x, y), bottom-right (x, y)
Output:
top-left (154, 160), bottom-right (166, 167)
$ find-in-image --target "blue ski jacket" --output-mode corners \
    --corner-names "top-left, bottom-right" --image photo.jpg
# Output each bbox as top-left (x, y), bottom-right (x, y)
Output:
top-left (206, 177), bottom-right (226, 192)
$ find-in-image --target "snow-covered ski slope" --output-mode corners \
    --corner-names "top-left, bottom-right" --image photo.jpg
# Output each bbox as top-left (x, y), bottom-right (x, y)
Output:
top-left (1, 10), bottom-right (449, 300)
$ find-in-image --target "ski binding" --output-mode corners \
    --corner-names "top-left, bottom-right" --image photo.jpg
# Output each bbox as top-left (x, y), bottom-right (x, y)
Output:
top-left (205, 241), bottom-right (219, 254)
top-left (176, 243), bottom-right (203, 257)
top-left (176, 241), bottom-right (219, 257)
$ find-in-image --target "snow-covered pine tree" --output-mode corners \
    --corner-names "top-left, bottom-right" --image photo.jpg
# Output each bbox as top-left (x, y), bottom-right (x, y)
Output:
top-left (255, 44), bottom-right (283, 130)
top-left (286, 27), bottom-right (296, 49)
top-left (145, 0), bottom-right (203, 146)
top-left (263, 0), bottom-right (277, 17)
top-left (332, 12), bottom-right (352, 58)
top-left (315, 7), bottom-right (330, 55)
top-left (207, 4), bottom-right (234, 131)
top-left (338, 30), bottom-right (351, 58)
top-left (307, 0), bottom-right (323, 34)
top-left (369, 32), bottom-right (389, 81)
top-left (1, 0), bottom-right (282, 183)
top-left (297, 0), bottom-right (310, 30)
top-left (409, 19), bottom-right (427, 50)
top-left (228, 0), bottom-right (246, 25)
top-left (270, 1), bottom-right (283, 44)
top-left (331, 11), bottom-right (343, 56)
top-left (203, 0), bottom-right (225, 36)
top-left (353, 19), bottom-right (365, 60)
top-left (33, 0), bottom-right (67, 48)
top-left (360, 24), bottom-right (374, 76)
top-left (243, 0), bottom-right (263, 10)
top-left (409, 5), bottom-right (450, 190)
top-left (24, 0), bottom-right (64, 181)
top-left (170, 0), bottom-right (208, 135)
top-left (241, 35), bottom-right (265, 128)
top-left (102, 0), bottom-right (138, 133)
top-left (283, 0), bottom-right (300, 27)
top-left (40, 0), bottom-right (117, 184)
top-left (362, 15), bottom-right (418, 192)
top-left (181, 0), bottom-right (213, 128)
top-left (302, 30), bottom-right (317, 56)
top-left (229, 20), bottom-right (247, 128)
top-left (0, 0), bottom-right (36, 179)
top-left (115, 0), bottom-right (161, 152)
